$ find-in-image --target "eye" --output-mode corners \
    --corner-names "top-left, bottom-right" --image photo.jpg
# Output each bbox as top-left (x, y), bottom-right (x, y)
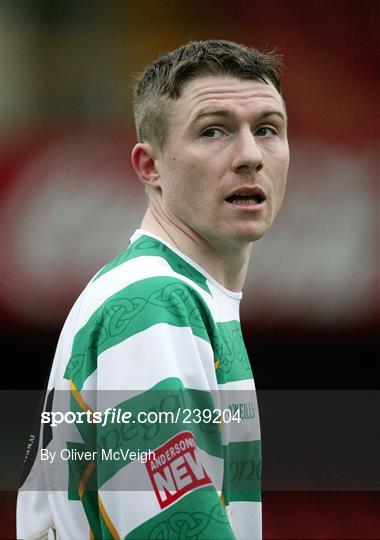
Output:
top-left (202, 127), bottom-right (225, 138)
top-left (255, 126), bottom-right (277, 137)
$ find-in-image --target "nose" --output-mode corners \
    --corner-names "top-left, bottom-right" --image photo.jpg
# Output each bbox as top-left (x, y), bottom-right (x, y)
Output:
top-left (231, 129), bottom-right (263, 174)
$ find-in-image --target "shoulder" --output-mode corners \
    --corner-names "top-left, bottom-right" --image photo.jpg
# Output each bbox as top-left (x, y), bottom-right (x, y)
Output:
top-left (89, 274), bottom-right (213, 343)
top-left (67, 262), bottom-right (215, 357)
top-left (92, 234), bottom-right (211, 294)
top-left (64, 275), bottom-right (215, 388)
top-left (76, 234), bottom-right (215, 333)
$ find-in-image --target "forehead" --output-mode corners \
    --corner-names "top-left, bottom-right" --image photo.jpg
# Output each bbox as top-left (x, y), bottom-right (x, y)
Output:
top-left (172, 75), bottom-right (285, 120)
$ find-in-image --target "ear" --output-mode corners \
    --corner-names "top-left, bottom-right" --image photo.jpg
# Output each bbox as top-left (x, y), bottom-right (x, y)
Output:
top-left (131, 142), bottom-right (160, 188)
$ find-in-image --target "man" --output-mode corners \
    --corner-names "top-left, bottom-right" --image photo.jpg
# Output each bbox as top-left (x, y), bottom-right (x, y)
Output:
top-left (17, 40), bottom-right (289, 539)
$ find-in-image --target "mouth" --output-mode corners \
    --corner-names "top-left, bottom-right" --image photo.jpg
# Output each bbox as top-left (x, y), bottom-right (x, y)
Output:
top-left (225, 186), bottom-right (266, 208)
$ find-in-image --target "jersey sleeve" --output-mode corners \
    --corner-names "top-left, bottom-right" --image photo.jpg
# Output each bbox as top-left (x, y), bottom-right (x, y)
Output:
top-left (64, 277), bottom-right (235, 539)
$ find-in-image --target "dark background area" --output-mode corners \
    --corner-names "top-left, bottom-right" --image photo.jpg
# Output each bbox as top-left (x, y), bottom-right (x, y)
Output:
top-left (2, 321), bottom-right (379, 391)
top-left (1, 0), bottom-right (379, 538)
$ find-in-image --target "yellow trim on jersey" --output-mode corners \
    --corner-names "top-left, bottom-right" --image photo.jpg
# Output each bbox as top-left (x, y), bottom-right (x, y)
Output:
top-left (78, 460), bottom-right (95, 499)
top-left (98, 494), bottom-right (121, 540)
top-left (70, 378), bottom-right (93, 413)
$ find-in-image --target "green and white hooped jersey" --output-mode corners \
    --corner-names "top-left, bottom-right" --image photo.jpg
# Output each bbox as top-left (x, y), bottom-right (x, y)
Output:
top-left (17, 230), bottom-right (261, 540)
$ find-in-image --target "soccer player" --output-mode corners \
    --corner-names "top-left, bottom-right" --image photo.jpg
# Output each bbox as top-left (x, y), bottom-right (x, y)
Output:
top-left (17, 39), bottom-right (289, 539)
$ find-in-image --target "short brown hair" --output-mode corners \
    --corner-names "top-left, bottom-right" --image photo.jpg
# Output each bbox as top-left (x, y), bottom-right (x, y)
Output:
top-left (133, 39), bottom-right (283, 148)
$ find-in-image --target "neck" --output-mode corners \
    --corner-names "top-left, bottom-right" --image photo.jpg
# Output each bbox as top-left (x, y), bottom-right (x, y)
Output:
top-left (139, 206), bottom-right (252, 292)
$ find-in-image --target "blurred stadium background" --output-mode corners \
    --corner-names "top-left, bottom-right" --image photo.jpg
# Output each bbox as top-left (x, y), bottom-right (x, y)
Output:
top-left (1, 0), bottom-right (379, 538)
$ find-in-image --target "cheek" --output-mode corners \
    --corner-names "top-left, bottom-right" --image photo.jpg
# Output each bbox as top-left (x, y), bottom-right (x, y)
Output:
top-left (161, 161), bottom-right (199, 212)
top-left (272, 159), bottom-right (289, 212)
top-left (273, 150), bottom-right (289, 188)
top-left (274, 177), bottom-right (287, 210)
top-left (161, 146), bottom-right (220, 209)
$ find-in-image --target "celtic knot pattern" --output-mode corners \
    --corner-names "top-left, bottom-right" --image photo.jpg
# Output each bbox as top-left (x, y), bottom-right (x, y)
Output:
top-left (104, 296), bottom-right (146, 337)
top-left (135, 239), bottom-right (167, 253)
top-left (65, 280), bottom-right (213, 383)
top-left (216, 322), bottom-right (251, 375)
top-left (148, 282), bottom-right (192, 318)
top-left (147, 503), bottom-right (230, 539)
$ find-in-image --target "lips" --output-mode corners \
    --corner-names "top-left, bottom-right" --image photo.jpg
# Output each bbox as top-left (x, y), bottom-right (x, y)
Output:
top-left (225, 186), bottom-right (266, 206)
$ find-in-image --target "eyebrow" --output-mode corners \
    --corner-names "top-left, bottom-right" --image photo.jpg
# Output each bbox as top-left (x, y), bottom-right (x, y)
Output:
top-left (192, 108), bottom-right (287, 124)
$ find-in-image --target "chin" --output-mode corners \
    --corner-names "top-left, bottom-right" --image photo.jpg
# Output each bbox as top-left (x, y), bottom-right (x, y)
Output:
top-left (237, 232), bottom-right (266, 243)
top-left (229, 224), bottom-right (270, 243)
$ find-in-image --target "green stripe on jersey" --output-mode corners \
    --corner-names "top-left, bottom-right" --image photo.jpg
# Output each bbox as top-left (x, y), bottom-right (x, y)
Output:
top-left (65, 277), bottom-right (216, 389)
top-left (67, 441), bottom-right (90, 501)
top-left (216, 321), bottom-right (253, 383)
top-left (125, 488), bottom-right (235, 539)
top-left (93, 235), bottom-right (210, 294)
top-left (222, 440), bottom-right (261, 504)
